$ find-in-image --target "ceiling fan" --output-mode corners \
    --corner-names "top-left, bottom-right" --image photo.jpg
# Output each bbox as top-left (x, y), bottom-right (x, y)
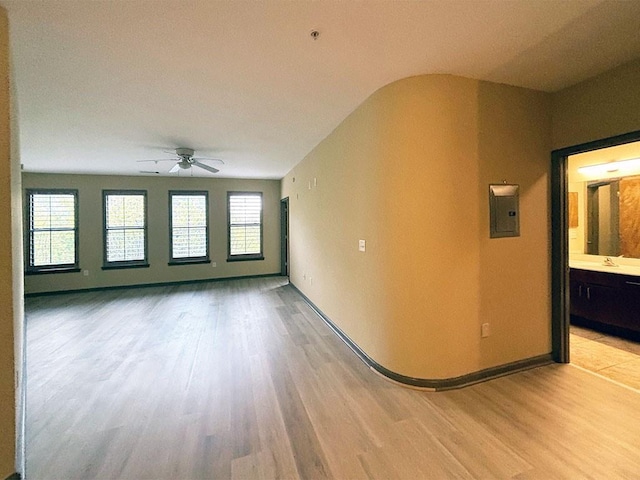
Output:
top-left (138, 148), bottom-right (223, 174)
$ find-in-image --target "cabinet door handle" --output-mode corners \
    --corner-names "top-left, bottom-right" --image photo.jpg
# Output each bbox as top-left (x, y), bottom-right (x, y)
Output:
top-left (586, 287), bottom-right (591, 300)
top-left (626, 281), bottom-right (640, 286)
top-left (578, 285), bottom-right (583, 297)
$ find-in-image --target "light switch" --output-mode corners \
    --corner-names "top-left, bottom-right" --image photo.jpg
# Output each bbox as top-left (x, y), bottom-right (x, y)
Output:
top-left (359, 239), bottom-right (366, 252)
top-left (481, 323), bottom-right (490, 338)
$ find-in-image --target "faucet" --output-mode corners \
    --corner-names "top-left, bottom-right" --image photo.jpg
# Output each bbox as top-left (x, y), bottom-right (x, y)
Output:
top-left (603, 257), bottom-right (618, 267)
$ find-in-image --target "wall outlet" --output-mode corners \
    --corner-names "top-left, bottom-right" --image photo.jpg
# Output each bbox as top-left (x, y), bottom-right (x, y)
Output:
top-left (83, 270), bottom-right (89, 276)
top-left (212, 262), bottom-right (217, 267)
top-left (358, 239), bottom-right (366, 252)
top-left (481, 323), bottom-right (490, 338)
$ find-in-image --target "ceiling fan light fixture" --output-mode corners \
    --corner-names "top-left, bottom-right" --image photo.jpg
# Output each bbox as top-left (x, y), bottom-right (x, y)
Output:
top-left (175, 147), bottom-right (195, 157)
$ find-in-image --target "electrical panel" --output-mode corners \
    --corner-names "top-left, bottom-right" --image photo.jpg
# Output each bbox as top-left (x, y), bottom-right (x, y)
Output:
top-left (489, 184), bottom-right (520, 238)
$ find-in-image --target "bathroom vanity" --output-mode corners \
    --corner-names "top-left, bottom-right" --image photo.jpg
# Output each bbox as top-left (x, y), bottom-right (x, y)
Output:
top-left (570, 260), bottom-right (640, 340)
top-left (567, 159), bottom-right (640, 340)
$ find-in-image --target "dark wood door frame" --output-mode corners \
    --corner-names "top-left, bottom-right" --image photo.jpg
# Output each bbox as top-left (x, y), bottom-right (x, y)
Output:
top-left (280, 197), bottom-right (289, 277)
top-left (551, 129), bottom-right (640, 363)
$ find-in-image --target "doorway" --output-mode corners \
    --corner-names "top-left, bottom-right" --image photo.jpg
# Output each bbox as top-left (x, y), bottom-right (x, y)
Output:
top-left (280, 197), bottom-right (289, 277)
top-left (551, 129), bottom-right (640, 364)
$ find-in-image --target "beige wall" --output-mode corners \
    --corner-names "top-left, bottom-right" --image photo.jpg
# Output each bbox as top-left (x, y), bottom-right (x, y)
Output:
top-left (23, 173), bottom-right (281, 294)
top-left (553, 58), bottom-right (640, 150)
top-left (282, 74), bottom-right (551, 380)
top-left (477, 82), bottom-right (551, 368)
top-left (0, 6), bottom-right (16, 477)
top-left (10, 26), bottom-right (25, 476)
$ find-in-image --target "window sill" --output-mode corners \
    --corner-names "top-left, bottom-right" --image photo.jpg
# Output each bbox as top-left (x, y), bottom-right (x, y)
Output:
top-left (168, 259), bottom-right (211, 266)
top-left (25, 267), bottom-right (81, 275)
top-left (227, 255), bottom-right (265, 263)
top-left (102, 263), bottom-right (150, 270)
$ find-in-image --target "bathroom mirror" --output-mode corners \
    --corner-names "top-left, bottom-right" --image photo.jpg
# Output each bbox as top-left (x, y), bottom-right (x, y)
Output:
top-left (585, 175), bottom-right (640, 258)
top-left (568, 141), bottom-right (640, 260)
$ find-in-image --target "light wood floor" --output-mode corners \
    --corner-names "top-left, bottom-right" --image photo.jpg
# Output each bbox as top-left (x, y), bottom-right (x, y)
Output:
top-left (571, 325), bottom-right (640, 391)
top-left (26, 277), bottom-right (640, 479)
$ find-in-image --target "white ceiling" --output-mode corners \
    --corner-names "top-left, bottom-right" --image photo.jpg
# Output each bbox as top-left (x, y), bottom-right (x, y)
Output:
top-left (4, 0), bottom-right (640, 179)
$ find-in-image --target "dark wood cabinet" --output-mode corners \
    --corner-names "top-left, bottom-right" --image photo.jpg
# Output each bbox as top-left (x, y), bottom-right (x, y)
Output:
top-left (570, 268), bottom-right (640, 339)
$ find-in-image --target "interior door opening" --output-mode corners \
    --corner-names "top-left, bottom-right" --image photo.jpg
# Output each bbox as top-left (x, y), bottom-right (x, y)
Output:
top-left (552, 130), bottom-right (640, 366)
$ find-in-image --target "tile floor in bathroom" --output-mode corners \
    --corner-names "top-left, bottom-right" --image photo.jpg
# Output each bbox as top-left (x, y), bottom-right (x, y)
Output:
top-left (570, 324), bottom-right (640, 391)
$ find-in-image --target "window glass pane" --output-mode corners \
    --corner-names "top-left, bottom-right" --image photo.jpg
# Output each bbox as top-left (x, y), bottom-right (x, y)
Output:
top-left (188, 227), bottom-right (207, 257)
top-left (32, 231), bottom-right (52, 265)
top-left (124, 229), bottom-right (145, 259)
top-left (125, 196), bottom-right (145, 227)
top-left (229, 195), bottom-right (261, 224)
top-left (107, 196), bottom-right (126, 228)
top-left (230, 225), bottom-right (261, 255)
top-left (172, 197), bottom-right (190, 227)
top-left (188, 200), bottom-right (206, 226)
top-left (49, 231), bottom-right (75, 264)
top-left (32, 197), bottom-right (52, 229)
top-left (106, 230), bottom-right (126, 262)
top-left (172, 228), bottom-right (190, 258)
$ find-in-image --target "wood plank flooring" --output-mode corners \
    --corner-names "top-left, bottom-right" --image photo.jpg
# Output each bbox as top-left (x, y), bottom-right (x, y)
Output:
top-left (25, 277), bottom-right (640, 479)
top-left (571, 325), bottom-right (640, 391)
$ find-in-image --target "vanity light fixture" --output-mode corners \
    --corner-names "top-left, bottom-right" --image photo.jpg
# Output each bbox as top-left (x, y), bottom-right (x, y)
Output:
top-left (578, 157), bottom-right (640, 176)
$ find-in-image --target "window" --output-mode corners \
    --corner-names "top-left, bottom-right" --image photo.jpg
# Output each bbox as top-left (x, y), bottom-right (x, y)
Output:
top-left (26, 189), bottom-right (79, 274)
top-left (228, 192), bottom-right (263, 261)
top-left (103, 190), bottom-right (148, 268)
top-left (169, 191), bottom-right (209, 264)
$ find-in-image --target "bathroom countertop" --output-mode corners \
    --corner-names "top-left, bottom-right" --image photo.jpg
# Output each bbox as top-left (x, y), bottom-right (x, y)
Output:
top-left (569, 259), bottom-right (640, 277)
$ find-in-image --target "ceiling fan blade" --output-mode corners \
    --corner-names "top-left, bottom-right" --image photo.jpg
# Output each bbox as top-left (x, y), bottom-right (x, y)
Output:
top-left (137, 158), bottom-right (178, 163)
top-left (169, 163), bottom-right (180, 173)
top-left (193, 160), bottom-right (219, 174)
top-left (192, 157), bottom-right (224, 164)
